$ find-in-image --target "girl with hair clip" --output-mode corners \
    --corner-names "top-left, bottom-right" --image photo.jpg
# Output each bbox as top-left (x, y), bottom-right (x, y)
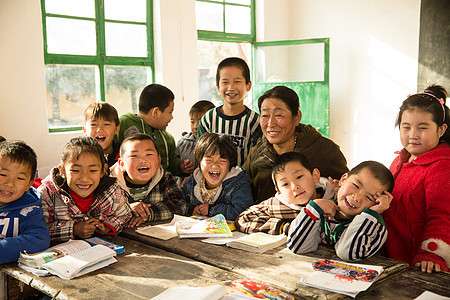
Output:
top-left (383, 85), bottom-right (450, 273)
top-left (39, 136), bottom-right (132, 243)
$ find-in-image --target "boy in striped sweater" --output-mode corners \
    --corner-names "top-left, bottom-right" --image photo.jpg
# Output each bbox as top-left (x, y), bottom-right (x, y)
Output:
top-left (197, 57), bottom-right (262, 166)
top-left (287, 161), bottom-right (394, 262)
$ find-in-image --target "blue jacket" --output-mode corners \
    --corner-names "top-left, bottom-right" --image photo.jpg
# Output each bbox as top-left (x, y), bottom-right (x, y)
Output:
top-left (0, 187), bottom-right (50, 264)
top-left (182, 167), bottom-right (254, 221)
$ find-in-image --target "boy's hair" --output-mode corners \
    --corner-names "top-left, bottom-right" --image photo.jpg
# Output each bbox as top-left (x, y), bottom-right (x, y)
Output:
top-left (271, 152), bottom-right (314, 188)
top-left (139, 84), bottom-right (175, 114)
top-left (258, 86), bottom-right (300, 116)
top-left (83, 102), bottom-right (120, 126)
top-left (189, 100), bottom-right (215, 117)
top-left (194, 133), bottom-right (237, 170)
top-left (120, 133), bottom-right (159, 157)
top-left (0, 140), bottom-right (37, 180)
top-left (395, 84), bottom-right (449, 145)
top-left (61, 136), bottom-right (106, 173)
top-left (216, 57), bottom-right (251, 86)
top-left (348, 161), bottom-right (395, 193)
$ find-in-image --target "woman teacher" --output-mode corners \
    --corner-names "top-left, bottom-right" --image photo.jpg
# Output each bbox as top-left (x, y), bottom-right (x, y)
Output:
top-left (243, 86), bottom-right (348, 203)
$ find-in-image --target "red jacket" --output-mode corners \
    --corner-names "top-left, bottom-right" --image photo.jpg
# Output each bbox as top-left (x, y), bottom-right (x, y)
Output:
top-left (383, 143), bottom-right (450, 271)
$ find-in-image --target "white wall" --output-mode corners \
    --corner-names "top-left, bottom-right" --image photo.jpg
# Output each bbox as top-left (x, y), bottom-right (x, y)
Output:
top-left (0, 0), bottom-right (421, 174)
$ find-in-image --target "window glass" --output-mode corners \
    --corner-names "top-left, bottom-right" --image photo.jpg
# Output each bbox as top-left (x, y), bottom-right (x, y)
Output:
top-left (105, 22), bottom-right (147, 57)
top-left (225, 0), bottom-right (250, 5)
top-left (225, 5), bottom-right (251, 34)
top-left (104, 0), bottom-right (146, 22)
top-left (45, 0), bottom-right (95, 18)
top-left (195, 1), bottom-right (223, 32)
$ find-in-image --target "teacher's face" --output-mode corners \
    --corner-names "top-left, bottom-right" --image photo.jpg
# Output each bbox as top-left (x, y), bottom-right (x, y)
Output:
top-left (260, 98), bottom-right (301, 146)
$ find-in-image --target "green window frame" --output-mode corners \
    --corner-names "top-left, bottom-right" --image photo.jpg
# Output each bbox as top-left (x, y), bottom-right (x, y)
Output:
top-left (41, 0), bottom-right (154, 133)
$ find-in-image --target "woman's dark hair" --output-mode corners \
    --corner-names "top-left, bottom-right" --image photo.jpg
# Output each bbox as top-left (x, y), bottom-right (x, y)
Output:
top-left (348, 161), bottom-right (395, 193)
top-left (194, 133), bottom-right (237, 170)
top-left (395, 84), bottom-right (449, 144)
top-left (61, 136), bottom-right (107, 173)
top-left (258, 86), bottom-right (299, 116)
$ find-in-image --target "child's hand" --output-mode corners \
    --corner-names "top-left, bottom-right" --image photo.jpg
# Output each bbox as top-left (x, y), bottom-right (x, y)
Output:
top-left (92, 219), bottom-right (110, 235)
top-left (127, 215), bottom-right (147, 228)
top-left (192, 203), bottom-right (209, 216)
top-left (415, 261), bottom-right (442, 273)
top-left (130, 202), bottom-right (151, 220)
top-left (328, 176), bottom-right (340, 197)
top-left (180, 157), bottom-right (195, 174)
top-left (313, 199), bottom-right (338, 218)
top-left (369, 191), bottom-right (393, 214)
top-left (73, 219), bottom-right (98, 238)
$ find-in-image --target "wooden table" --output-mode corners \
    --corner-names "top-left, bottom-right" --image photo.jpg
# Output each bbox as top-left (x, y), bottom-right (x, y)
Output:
top-left (121, 228), bottom-right (409, 299)
top-left (0, 236), bottom-right (239, 300)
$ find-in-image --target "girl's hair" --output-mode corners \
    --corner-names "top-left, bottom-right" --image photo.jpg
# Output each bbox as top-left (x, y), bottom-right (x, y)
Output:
top-left (271, 152), bottom-right (314, 188)
top-left (194, 133), bottom-right (237, 170)
top-left (258, 86), bottom-right (300, 116)
top-left (61, 136), bottom-right (107, 173)
top-left (348, 161), bottom-right (395, 193)
top-left (395, 84), bottom-right (449, 144)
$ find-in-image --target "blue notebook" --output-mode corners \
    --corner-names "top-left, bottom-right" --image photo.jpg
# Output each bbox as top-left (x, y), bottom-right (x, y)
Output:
top-left (84, 237), bottom-right (124, 254)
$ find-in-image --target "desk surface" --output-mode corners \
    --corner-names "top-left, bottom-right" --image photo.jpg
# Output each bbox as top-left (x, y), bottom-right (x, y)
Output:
top-left (1, 236), bottom-right (238, 300)
top-left (121, 228), bottom-right (409, 299)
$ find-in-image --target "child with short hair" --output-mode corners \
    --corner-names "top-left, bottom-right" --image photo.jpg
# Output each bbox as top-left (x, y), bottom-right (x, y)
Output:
top-left (116, 84), bottom-right (194, 176)
top-left (235, 152), bottom-right (334, 235)
top-left (83, 102), bottom-right (121, 168)
top-left (0, 141), bottom-right (50, 264)
top-left (197, 57), bottom-right (262, 166)
top-left (110, 133), bottom-right (186, 227)
top-left (182, 133), bottom-right (253, 221)
top-left (39, 136), bottom-right (132, 243)
top-left (177, 100), bottom-right (215, 168)
top-left (383, 85), bottom-right (450, 273)
top-left (288, 161), bottom-right (394, 262)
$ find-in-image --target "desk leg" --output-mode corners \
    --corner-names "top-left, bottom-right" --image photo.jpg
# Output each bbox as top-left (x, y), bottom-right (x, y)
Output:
top-left (0, 271), bottom-right (6, 300)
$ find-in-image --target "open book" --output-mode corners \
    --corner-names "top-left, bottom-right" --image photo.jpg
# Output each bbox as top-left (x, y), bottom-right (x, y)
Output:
top-left (176, 214), bottom-right (232, 238)
top-left (18, 238), bottom-right (121, 280)
top-left (226, 233), bottom-right (287, 253)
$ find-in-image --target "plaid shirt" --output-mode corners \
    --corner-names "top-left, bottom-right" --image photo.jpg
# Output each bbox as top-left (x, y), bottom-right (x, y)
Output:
top-left (39, 168), bottom-right (132, 243)
top-left (111, 165), bottom-right (186, 222)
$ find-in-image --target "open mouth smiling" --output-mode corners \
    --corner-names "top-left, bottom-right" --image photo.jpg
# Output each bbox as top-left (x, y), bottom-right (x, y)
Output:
top-left (138, 167), bottom-right (149, 173)
top-left (95, 136), bottom-right (106, 143)
top-left (345, 198), bottom-right (357, 209)
top-left (208, 171), bottom-right (221, 180)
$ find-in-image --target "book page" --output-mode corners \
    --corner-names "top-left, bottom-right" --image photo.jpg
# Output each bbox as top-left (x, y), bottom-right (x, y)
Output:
top-left (233, 233), bottom-right (286, 247)
top-left (151, 285), bottom-right (226, 300)
top-left (136, 215), bottom-right (191, 240)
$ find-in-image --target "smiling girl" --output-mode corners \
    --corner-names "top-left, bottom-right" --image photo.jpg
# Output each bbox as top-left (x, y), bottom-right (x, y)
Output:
top-left (383, 85), bottom-right (450, 273)
top-left (182, 133), bottom-right (253, 220)
top-left (39, 136), bottom-right (131, 242)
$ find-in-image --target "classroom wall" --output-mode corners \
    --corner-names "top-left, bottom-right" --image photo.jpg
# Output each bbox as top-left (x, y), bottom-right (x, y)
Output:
top-left (0, 0), bottom-right (422, 174)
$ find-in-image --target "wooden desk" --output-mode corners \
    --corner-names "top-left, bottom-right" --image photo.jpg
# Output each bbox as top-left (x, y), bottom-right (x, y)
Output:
top-left (0, 236), bottom-right (238, 300)
top-left (121, 228), bottom-right (409, 299)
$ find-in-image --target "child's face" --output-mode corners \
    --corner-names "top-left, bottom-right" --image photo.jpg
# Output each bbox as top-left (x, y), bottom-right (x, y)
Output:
top-left (190, 112), bottom-right (204, 138)
top-left (59, 153), bottom-right (106, 199)
top-left (83, 117), bottom-right (120, 154)
top-left (154, 101), bottom-right (174, 130)
top-left (275, 161), bottom-right (320, 205)
top-left (399, 109), bottom-right (447, 160)
top-left (119, 140), bottom-right (161, 185)
top-left (336, 168), bottom-right (386, 219)
top-left (0, 156), bottom-right (33, 205)
top-left (217, 66), bottom-right (251, 106)
top-left (200, 150), bottom-right (230, 189)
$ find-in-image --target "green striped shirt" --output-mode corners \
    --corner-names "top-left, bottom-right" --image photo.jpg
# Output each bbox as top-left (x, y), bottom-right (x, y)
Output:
top-left (197, 106), bottom-right (262, 166)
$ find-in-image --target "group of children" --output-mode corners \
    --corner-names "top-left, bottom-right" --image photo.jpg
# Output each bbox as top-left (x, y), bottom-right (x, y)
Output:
top-left (1, 57), bottom-right (448, 275)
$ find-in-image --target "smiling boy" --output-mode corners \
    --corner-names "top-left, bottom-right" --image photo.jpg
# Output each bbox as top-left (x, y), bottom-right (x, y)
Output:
top-left (110, 133), bottom-right (186, 227)
top-left (197, 57), bottom-right (262, 166)
top-left (0, 141), bottom-right (49, 264)
top-left (287, 161), bottom-right (394, 261)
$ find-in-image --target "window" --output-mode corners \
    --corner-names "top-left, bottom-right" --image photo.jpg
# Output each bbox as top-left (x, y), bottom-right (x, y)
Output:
top-left (41, 0), bottom-right (154, 132)
top-left (196, 0), bottom-right (254, 105)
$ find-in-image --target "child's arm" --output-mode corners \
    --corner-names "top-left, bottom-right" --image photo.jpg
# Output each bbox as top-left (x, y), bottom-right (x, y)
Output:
top-left (148, 172), bottom-right (186, 222)
top-left (287, 200), bottom-right (331, 254)
top-left (99, 184), bottom-right (133, 235)
top-left (208, 173), bottom-right (254, 221)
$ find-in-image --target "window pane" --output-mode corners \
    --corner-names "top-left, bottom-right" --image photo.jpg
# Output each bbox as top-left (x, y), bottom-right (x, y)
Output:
top-left (226, 0), bottom-right (251, 5)
top-left (105, 66), bottom-right (153, 115)
top-left (256, 43), bottom-right (325, 82)
top-left (196, 2), bottom-right (223, 32)
top-left (104, 0), bottom-right (146, 22)
top-left (45, 0), bottom-right (95, 18)
top-left (46, 17), bottom-right (96, 55)
top-left (197, 40), bottom-right (251, 105)
top-left (45, 65), bottom-right (98, 128)
top-left (225, 5), bottom-right (250, 34)
top-left (105, 22), bottom-right (147, 57)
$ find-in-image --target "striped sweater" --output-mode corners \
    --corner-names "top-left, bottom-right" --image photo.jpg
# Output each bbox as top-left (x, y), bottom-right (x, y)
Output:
top-left (287, 199), bottom-right (387, 261)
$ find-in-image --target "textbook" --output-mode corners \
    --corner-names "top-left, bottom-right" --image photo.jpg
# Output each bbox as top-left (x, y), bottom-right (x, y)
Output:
top-left (298, 259), bottom-right (383, 298)
top-left (18, 239), bottom-right (120, 279)
top-left (232, 278), bottom-right (293, 299)
top-left (176, 214), bottom-right (233, 238)
top-left (226, 232), bottom-right (287, 253)
top-left (136, 214), bottom-right (192, 240)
